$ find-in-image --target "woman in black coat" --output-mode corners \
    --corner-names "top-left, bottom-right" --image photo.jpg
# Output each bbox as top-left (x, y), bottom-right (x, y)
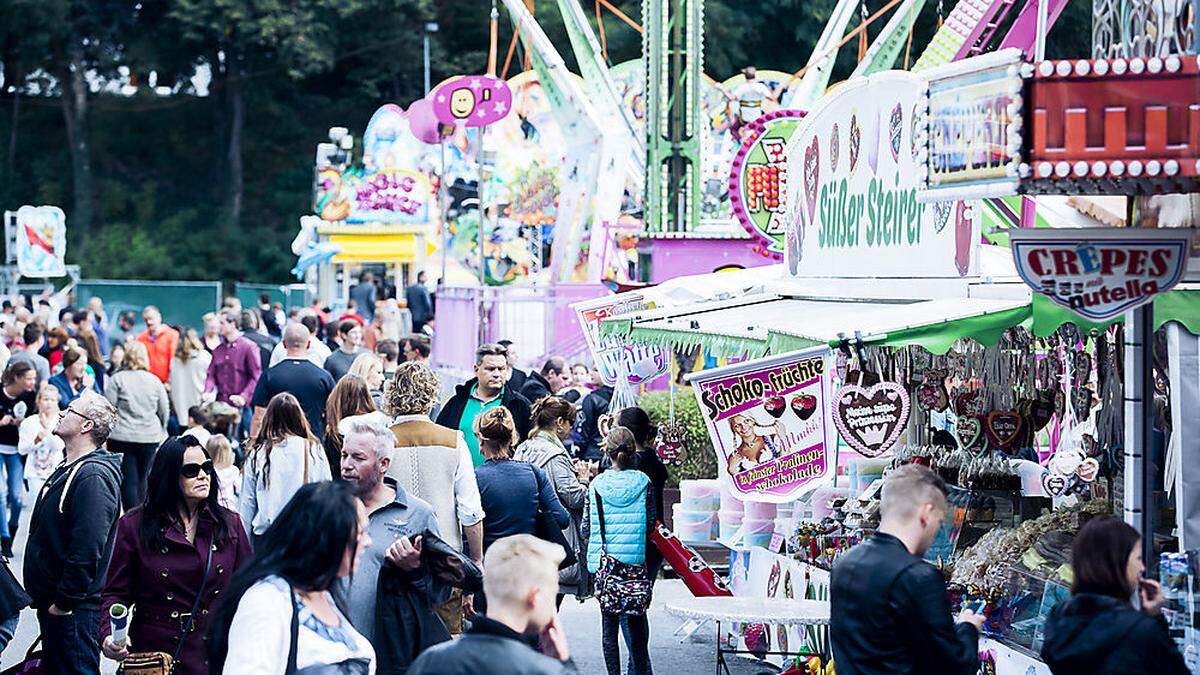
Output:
top-left (1041, 516), bottom-right (1188, 675)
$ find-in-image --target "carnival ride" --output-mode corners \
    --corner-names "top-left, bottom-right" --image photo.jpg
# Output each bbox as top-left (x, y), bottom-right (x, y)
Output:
top-left (294, 0), bottom-right (1085, 296)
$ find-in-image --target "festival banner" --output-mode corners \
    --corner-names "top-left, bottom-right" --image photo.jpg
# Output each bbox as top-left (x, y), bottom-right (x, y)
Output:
top-left (315, 166), bottom-right (433, 225)
top-left (918, 49), bottom-right (1024, 202)
top-left (688, 346), bottom-right (835, 503)
top-left (782, 70), bottom-right (980, 278)
top-left (1009, 228), bottom-right (1193, 321)
top-left (728, 110), bottom-right (807, 259)
top-left (14, 205), bottom-right (66, 277)
top-left (574, 294), bottom-right (669, 386)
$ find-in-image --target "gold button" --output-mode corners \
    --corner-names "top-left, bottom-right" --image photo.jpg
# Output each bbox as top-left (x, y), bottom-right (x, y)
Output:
top-left (166, 592), bottom-right (175, 601)
top-left (171, 611), bottom-right (179, 618)
top-left (160, 547), bottom-right (168, 554)
top-left (213, 589), bottom-right (220, 596)
top-left (216, 566), bottom-right (224, 575)
top-left (160, 570), bottom-right (169, 578)
top-left (201, 609), bottom-right (208, 616)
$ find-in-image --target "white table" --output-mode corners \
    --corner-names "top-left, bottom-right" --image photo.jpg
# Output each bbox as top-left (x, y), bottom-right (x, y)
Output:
top-left (665, 597), bottom-right (831, 674)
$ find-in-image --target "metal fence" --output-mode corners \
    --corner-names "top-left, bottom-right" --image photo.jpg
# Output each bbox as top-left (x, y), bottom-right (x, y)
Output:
top-left (76, 279), bottom-right (221, 331)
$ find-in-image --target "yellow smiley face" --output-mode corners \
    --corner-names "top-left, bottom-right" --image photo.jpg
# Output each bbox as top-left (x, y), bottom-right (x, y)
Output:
top-left (450, 89), bottom-right (476, 118)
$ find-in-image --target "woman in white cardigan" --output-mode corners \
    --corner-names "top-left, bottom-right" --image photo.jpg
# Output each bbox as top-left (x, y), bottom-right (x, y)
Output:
top-left (239, 392), bottom-right (330, 544)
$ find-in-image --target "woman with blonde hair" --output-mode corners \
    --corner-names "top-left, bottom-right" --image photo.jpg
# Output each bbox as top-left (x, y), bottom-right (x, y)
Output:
top-left (170, 327), bottom-right (211, 435)
top-left (19, 384), bottom-right (64, 495)
top-left (347, 352), bottom-right (385, 408)
top-left (472, 406), bottom-right (569, 614)
top-left (322, 374), bottom-right (377, 471)
top-left (239, 392), bottom-right (330, 543)
top-left (201, 312), bottom-right (221, 353)
top-left (105, 340), bottom-right (170, 509)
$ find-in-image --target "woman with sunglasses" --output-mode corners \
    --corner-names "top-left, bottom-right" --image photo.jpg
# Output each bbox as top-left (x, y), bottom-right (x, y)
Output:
top-left (99, 435), bottom-right (253, 675)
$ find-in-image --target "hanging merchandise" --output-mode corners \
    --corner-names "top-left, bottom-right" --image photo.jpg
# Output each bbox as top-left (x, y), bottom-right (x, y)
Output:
top-left (985, 411), bottom-right (1023, 452)
top-left (833, 368), bottom-right (912, 458)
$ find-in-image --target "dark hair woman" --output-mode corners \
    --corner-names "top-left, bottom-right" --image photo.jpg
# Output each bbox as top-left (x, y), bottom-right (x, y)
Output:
top-left (514, 396), bottom-right (591, 604)
top-left (585, 426), bottom-right (654, 675)
top-left (209, 481), bottom-right (376, 672)
top-left (615, 407), bottom-right (668, 575)
top-left (240, 393), bottom-right (331, 544)
top-left (472, 406), bottom-right (569, 615)
top-left (1041, 516), bottom-right (1188, 674)
top-left (100, 435), bottom-right (253, 675)
top-left (323, 374), bottom-right (377, 471)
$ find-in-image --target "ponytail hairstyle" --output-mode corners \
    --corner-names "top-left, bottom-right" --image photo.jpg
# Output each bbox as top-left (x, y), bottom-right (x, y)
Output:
top-left (474, 407), bottom-right (516, 459)
top-left (603, 426), bottom-right (638, 470)
top-left (615, 407), bottom-right (657, 449)
top-left (531, 395), bottom-right (578, 434)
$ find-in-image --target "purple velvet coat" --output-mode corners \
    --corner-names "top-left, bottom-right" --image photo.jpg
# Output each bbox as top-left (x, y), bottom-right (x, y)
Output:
top-left (100, 504), bottom-right (253, 675)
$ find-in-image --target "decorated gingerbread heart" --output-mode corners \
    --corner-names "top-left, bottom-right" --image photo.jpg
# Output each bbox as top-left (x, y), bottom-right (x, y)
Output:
top-left (848, 113), bottom-right (861, 173)
top-left (986, 411), bottom-right (1024, 449)
top-left (803, 136), bottom-right (820, 226)
top-left (829, 123), bottom-right (840, 173)
top-left (956, 415), bottom-right (984, 452)
top-left (833, 378), bottom-right (910, 457)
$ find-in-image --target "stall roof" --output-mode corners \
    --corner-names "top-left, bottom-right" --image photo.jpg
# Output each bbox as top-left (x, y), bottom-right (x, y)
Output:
top-left (603, 295), bottom-right (1033, 358)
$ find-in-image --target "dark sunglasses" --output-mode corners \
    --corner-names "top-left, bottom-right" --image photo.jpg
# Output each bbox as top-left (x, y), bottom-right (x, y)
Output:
top-left (181, 460), bottom-right (214, 479)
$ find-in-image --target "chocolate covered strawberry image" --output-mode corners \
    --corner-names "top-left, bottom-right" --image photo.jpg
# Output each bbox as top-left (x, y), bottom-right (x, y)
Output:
top-left (791, 394), bottom-right (817, 421)
top-left (764, 395), bottom-right (786, 419)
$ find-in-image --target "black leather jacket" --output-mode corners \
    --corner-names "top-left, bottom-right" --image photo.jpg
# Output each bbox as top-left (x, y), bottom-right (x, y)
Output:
top-left (830, 533), bottom-right (979, 675)
top-left (408, 615), bottom-right (577, 675)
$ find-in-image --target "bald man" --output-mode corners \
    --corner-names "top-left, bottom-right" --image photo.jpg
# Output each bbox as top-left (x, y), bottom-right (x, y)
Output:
top-left (251, 322), bottom-right (336, 438)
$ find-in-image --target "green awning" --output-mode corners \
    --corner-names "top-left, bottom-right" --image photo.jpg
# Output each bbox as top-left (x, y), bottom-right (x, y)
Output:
top-left (1031, 290), bottom-right (1200, 337)
top-left (627, 326), bottom-right (769, 358)
top-left (853, 304), bottom-right (1034, 354)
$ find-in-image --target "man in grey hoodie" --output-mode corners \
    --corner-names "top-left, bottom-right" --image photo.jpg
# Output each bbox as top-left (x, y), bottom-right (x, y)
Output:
top-left (24, 391), bottom-right (122, 675)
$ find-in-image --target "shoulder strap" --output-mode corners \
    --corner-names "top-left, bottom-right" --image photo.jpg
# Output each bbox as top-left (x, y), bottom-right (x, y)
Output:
top-left (285, 585), bottom-right (299, 675)
top-left (594, 490), bottom-right (608, 548)
top-left (171, 539), bottom-right (215, 663)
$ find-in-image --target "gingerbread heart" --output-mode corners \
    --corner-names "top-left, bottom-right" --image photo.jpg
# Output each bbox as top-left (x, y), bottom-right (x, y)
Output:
top-left (954, 390), bottom-right (984, 417)
top-left (917, 370), bottom-right (949, 412)
top-left (888, 103), bottom-right (903, 162)
top-left (833, 380), bottom-right (910, 457)
top-left (848, 113), bottom-right (861, 173)
top-left (1042, 472), bottom-right (1068, 497)
top-left (1076, 457), bottom-right (1100, 482)
top-left (956, 415), bottom-right (984, 451)
top-left (803, 136), bottom-right (820, 226)
top-left (986, 411), bottom-right (1023, 448)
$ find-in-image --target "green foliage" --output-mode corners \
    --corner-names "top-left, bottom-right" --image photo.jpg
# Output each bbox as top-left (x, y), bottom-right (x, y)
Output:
top-left (638, 389), bottom-right (717, 487)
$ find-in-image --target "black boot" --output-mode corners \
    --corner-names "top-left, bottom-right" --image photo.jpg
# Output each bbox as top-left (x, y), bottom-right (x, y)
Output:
top-left (1, 537), bottom-right (12, 559)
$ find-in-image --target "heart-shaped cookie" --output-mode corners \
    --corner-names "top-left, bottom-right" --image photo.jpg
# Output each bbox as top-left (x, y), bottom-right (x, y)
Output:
top-left (954, 389), bottom-right (984, 417)
top-left (849, 113), bottom-right (861, 173)
top-left (986, 411), bottom-right (1024, 448)
top-left (803, 136), bottom-right (820, 226)
top-left (888, 103), bottom-right (903, 162)
top-left (833, 380), bottom-right (911, 457)
top-left (956, 415), bottom-right (984, 451)
top-left (1076, 457), bottom-right (1100, 482)
top-left (917, 370), bottom-right (949, 412)
top-left (790, 394), bottom-right (818, 421)
top-left (1042, 472), bottom-right (1068, 497)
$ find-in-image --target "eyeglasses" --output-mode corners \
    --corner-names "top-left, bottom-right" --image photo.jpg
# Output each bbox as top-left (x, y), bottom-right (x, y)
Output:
top-left (181, 461), bottom-right (214, 479)
top-left (61, 408), bottom-right (92, 423)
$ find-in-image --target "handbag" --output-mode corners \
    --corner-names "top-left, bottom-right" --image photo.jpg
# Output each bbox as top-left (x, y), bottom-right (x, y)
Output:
top-left (419, 528), bottom-right (483, 594)
top-left (593, 493), bottom-right (652, 615)
top-left (119, 540), bottom-right (214, 675)
top-left (527, 464), bottom-right (578, 570)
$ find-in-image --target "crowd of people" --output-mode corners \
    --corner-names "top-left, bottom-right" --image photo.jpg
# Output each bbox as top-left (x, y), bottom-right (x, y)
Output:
top-left (0, 287), bottom-right (661, 675)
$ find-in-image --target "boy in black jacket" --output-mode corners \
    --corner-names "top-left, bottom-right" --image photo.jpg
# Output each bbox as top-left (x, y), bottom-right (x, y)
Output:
top-left (24, 391), bottom-right (122, 675)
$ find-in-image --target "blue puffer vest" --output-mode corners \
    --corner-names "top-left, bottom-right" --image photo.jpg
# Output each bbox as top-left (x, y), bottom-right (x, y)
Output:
top-left (586, 469), bottom-right (650, 573)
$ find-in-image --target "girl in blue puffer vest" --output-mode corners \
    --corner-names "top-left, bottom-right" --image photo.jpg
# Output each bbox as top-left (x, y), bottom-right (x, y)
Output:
top-left (585, 427), bottom-right (653, 675)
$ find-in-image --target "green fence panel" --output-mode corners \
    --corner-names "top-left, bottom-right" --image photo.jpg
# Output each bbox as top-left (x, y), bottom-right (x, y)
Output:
top-left (234, 283), bottom-right (308, 312)
top-left (75, 279), bottom-right (221, 331)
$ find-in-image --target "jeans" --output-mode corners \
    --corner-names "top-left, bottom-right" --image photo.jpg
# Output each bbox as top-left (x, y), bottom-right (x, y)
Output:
top-left (0, 453), bottom-right (26, 539)
top-left (237, 405), bottom-right (253, 442)
top-left (37, 607), bottom-right (101, 675)
top-left (602, 611), bottom-right (650, 675)
top-left (108, 440), bottom-right (159, 510)
top-left (0, 613), bottom-right (18, 653)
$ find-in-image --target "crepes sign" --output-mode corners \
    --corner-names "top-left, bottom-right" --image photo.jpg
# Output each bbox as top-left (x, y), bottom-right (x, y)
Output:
top-left (687, 346), bottom-right (835, 503)
top-left (1009, 228), bottom-right (1193, 320)
top-left (574, 294), bottom-right (669, 386)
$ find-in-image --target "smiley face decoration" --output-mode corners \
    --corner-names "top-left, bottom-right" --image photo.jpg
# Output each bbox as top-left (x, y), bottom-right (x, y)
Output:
top-left (431, 75), bottom-right (513, 128)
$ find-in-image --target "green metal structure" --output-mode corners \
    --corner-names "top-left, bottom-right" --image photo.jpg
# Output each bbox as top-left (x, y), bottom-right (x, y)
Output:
top-left (642, 0), bottom-right (703, 234)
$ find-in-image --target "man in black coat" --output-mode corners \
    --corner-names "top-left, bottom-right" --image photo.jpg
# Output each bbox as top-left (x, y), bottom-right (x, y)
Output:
top-left (520, 357), bottom-right (571, 405)
top-left (25, 392), bottom-right (122, 675)
top-left (830, 464), bottom-right (984, 675)
top-left (405, 271), bottom-right (433, 334)
top-left (436, 343), bottom-right (532, 466)
top-left (573, 383), bottom-right (613, 462)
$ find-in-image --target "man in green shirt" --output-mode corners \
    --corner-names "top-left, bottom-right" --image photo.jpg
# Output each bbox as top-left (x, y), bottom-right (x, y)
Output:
top-left (436, 343), bottom-right (533, 466)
